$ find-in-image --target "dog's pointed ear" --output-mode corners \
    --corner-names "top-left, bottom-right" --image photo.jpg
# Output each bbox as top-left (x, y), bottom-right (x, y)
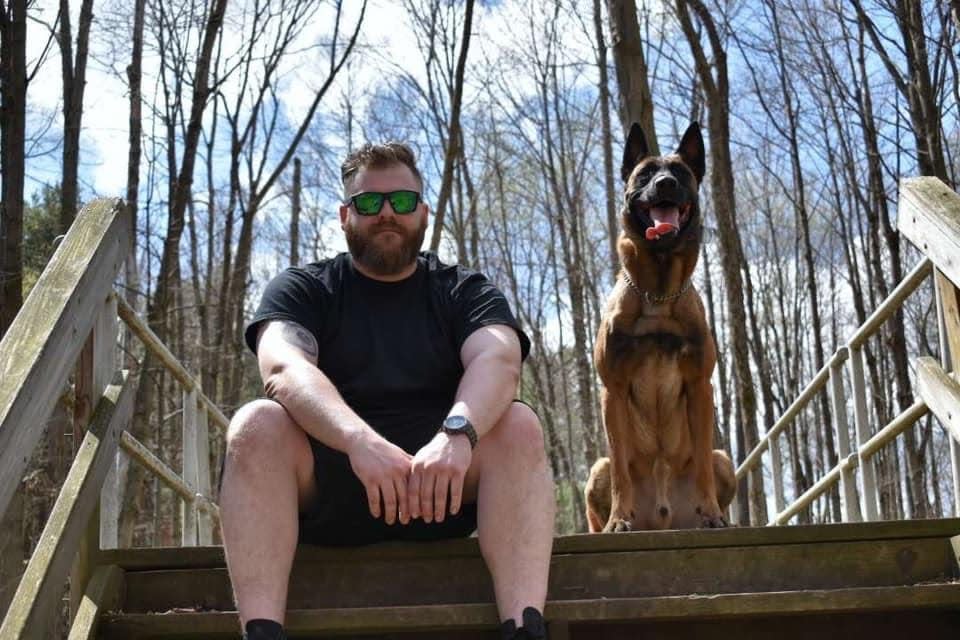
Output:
top-left (621, 123), bottom-right (650, 182)
top-left (676, 122), bottom-right (705, 184)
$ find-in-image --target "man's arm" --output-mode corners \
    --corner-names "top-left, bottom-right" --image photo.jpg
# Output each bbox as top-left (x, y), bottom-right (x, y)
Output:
top-left (407, 323), bottom-right (522, 523)
top-left (449, 323), bottom-right (523, 437)
top-left (256, 320), bottom-right (413, 524)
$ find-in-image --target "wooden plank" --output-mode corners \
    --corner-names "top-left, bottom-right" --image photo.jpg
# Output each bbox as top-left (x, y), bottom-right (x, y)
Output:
top-left (120, 536), bottom-right (958, 612)
top-left (195, 402), bottom-right (214, 545)
top-left (118, 431), bottom-right (218, 519)
top-left (830, 352), bottom-right (862, 522)
top-left (181, 389), bottom-right (199, 547)
top-left (72, 297), bottom-right (119, 618)
top-left (66, 565), bottom-right (124, 640)
top-left (0, 198), bottom-right (128, 519)
top-left (0, 371), bottom-right (134, 640)
top-left (935, 269), bottom-right (960, 517)
top-left (95, 518), bottom-right (960, 571)
top-left (769, 431), bottom-right (785, 514)
top-left (936, 269), bottom-right (960, 372)
top-left (115, 295), bottom-right (229, 433)
top-left (99, 293), bottom-right (123, 550)
top-left (898, 175), bottom-right (960, 288)
top-left (848, 345), bottom-right (879, 520)
top-left (98, 583), bottom-right (960, 638)
top-left (915, 357), bottom-right (960, 443)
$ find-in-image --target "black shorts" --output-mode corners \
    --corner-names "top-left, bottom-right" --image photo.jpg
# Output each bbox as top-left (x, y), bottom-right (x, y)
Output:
top-left (298, 428), bottom-right (478, 546)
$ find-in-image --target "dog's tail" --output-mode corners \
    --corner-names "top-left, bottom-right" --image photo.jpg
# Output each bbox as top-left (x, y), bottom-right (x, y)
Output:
top-left (584, 457), bottom-right (611, 532)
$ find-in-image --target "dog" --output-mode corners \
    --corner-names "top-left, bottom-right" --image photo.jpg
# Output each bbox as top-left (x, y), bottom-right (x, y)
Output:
top-left (586, 122), bottom-right (736, 532)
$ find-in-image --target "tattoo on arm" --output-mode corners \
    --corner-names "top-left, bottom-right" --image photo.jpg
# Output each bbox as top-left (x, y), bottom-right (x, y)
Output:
top-left (278, 321), bottom-right (319, 359)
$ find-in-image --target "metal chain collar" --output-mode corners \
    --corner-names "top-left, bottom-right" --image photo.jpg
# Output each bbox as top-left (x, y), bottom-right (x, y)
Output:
top-left (622, 271), bottom-right (692, 305)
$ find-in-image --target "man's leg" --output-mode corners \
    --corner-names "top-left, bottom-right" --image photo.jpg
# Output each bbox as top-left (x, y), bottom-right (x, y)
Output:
top-left (464, 402), bottom-right (555, 625)
top-left (219, 399), bottom-right (318, 626)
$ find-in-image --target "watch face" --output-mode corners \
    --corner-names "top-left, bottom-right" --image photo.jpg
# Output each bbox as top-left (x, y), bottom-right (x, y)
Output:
top-left (445, 415), bottom-right (468, 430)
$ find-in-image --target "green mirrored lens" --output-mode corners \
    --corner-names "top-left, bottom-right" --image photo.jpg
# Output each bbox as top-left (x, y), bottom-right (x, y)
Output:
top-left (388, 191), bottom-right (418, 214)
top-left (353, 192), bottom-right (384, 215)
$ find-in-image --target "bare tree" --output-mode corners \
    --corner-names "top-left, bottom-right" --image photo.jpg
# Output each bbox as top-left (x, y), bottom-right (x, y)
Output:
top-left (427, 0), bottom-right (474, 252)
top-left (606, 0), bottom-right (658, 149)
top-left (592, 0), bottom-right (618, 281)
top-left (56, 0), bottom-right (95, 232)
top-left (0, 0), bottom-right (27, 339)
top-left (674, 0), bottom-right (767, 524)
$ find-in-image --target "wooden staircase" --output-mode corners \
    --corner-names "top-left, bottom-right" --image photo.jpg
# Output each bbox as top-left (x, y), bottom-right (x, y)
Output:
top-left (4, 181), bottom-right (960, 639)
top-left (85, 519), bottom-right (960, 639)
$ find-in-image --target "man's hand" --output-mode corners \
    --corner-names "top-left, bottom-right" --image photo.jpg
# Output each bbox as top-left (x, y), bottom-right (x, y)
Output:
top-left (347, 431), bottom-right (413, 525)
top-left (408, 432), bottom-right (472, 523)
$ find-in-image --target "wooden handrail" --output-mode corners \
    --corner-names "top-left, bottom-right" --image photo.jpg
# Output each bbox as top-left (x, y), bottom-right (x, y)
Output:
top-left (0, 198), bottom-right (128, 523)
top-left (115, 293), bottom-right (229, 432)
top-left (0, 371), bottom-right (135, 638)
top-left (739, 176), bottom-right (960, 525)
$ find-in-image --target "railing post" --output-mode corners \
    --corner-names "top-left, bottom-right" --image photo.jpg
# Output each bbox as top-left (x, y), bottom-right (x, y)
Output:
top-left (182, 388), bottom-right (199, 546)
top-left (829, 349), bottom-right (861, 522)
top-left (70, 295), bottom-right (119, 620)
top-left (769, 434), bottom-right (785, 517)
top-left (196, 403), bottom-right (214, 545)
top-left (848, 345), bottom-right (879, 521)
top-left (934, 269), bottom-right (960, 516)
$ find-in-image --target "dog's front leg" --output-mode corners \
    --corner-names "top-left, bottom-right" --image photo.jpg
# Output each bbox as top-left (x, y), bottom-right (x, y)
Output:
top-left (687, 378), bottom-right (727, 528)
top-left (601, 387), bottom-right (635, 532)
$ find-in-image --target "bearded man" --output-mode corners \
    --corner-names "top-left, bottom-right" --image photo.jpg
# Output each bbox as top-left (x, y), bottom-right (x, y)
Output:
top-left (219, 142), bottom-right (555, 640)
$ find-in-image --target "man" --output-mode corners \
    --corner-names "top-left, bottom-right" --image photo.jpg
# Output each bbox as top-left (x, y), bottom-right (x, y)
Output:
top-left (220, 142), bottom-right (555, 640)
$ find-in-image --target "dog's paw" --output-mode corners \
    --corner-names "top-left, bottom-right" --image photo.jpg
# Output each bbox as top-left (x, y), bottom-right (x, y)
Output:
top-left (695, 505), bottom-right (728, 529)
top-left (603, 517), bottom-right (633, 533)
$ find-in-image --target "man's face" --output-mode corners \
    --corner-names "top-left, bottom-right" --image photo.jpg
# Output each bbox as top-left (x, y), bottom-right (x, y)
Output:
top-left (339, 163), bottom-right (428, 277)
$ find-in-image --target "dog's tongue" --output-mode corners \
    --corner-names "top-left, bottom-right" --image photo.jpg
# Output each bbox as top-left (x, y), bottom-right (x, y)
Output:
top-left (645, 205), bottom-right (680, 240)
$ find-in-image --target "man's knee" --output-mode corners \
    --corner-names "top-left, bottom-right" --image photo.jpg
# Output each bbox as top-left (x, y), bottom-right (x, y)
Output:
top-left (226, 399), bottom-right (306, 471)
top-left (489, 402), bottom-right (547, 464)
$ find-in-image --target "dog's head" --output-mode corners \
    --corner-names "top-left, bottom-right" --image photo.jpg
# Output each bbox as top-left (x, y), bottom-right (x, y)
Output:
top-left (620, 122), bottom-right (705, 254)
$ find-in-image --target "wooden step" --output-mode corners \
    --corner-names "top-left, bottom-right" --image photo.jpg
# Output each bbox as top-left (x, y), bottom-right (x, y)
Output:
top-left (99, 519), bottom-right (960, 613)
top-left (98, 584), bottom-right (960, 639)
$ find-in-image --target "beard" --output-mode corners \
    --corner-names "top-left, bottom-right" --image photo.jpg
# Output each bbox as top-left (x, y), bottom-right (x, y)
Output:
top-left (345, 216), bottom-right (427, 276)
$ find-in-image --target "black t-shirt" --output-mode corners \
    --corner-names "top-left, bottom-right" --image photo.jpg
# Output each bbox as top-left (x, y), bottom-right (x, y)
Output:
top-left (245, 252), bottom-right (531, 443)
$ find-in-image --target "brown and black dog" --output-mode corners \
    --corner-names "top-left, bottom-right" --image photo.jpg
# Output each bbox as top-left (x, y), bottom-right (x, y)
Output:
top-left (586, 122), bottom-right (736, 533)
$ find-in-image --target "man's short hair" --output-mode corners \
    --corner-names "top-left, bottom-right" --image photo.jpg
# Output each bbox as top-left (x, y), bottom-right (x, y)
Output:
top-left (341, 142), bottom-right (424, 198)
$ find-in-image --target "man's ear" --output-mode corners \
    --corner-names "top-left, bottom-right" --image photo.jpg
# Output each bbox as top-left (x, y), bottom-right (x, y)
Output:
top-left (676, 122), bottom-right (705, 184)
top-left (339, 203), bottom-right (349, 229)
top-left (621, 123), bottom-right (650, 182)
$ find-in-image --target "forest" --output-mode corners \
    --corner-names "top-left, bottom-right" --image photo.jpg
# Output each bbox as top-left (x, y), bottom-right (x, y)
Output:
top-left (1, 0), bottom-right (958, 627)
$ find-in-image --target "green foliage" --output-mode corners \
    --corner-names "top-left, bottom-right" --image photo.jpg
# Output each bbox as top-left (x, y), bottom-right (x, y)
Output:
top-left (22, 185), bottom-right (63, 296)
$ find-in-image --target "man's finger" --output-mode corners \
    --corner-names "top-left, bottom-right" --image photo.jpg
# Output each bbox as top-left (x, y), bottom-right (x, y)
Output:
top-left (382, 480), bottom-right (398, 525)
top-left (407, 469), bottom-right (422, 520)
top-left (395, 475), bottom-right (410, 525)
top-left (420, 473), bottom-right (436, 523)
top-left (434, 474), bottom-right (450, 523)
top-left (365, 482), bottom-right (381, 519)
top-left (449, 472), bottom-right (464, 516)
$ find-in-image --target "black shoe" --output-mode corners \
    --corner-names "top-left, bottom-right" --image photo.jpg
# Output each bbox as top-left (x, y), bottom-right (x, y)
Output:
top-left (243, 619), bottom-right (286, 640)
top-left (499, 607), bottom-right (547, 640)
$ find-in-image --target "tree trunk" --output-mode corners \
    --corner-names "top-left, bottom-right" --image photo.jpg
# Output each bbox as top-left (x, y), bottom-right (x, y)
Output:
top-left (0, 0), bottom-right (27, 339)
top-left (593, 0), bottom-right (619, 281)
top-left (121, 0), bottom-right (229, 545)
top-left (428, 0), bottom-right (474, 252)
top-left (58, 0), bottom-right (95, 233)
top-left (675, 0), bottom-right (766, 524)
top-left (606, 0), bottom-right (658, 150)
top-left (291, 157), bottom-right (301, 265)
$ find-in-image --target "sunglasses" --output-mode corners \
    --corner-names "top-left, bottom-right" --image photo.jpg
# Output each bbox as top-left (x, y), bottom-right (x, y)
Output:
top-left (347, 190), bottom-right (421, 216)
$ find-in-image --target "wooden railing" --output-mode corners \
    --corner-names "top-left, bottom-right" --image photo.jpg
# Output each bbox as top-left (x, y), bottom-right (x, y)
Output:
top-left (736, 176), bottom-right (960, 526)
top-left (0, 199), bottom-right (226, 639)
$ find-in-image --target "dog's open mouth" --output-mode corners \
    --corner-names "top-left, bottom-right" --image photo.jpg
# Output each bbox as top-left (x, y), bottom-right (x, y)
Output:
top-left (634, 201), bottom-right (692, 241)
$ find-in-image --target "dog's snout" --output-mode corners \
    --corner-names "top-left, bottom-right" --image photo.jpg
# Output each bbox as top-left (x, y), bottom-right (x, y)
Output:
top-left (653, 174), bottom-right (678, 189)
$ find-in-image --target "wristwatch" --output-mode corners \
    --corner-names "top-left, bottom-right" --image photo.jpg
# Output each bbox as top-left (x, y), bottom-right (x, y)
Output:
top-left (441, 415), bottom-right (478, 449)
